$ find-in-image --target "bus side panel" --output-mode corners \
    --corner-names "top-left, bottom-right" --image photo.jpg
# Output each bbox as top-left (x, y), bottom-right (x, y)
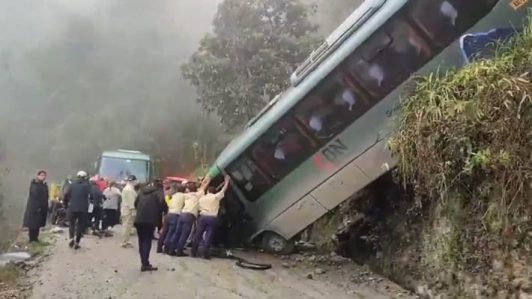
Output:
top-left (354, 139), bottom-right (395, 182)
top-left (245, 0), bottom-right (531, 243)
top-left (311, 160), bottom-right (370, 210)
top-left (245, 164), bottom-right (328, 237)
top-left (263, 194), bottom-right (328, 240)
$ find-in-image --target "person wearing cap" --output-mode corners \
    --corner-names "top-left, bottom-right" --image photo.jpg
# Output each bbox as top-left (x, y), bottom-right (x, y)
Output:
top-left (120, 175), bottom-right (138, 248)
top-left (192, 175), bottom-right (230, 259)
top-left (23, 170), bottom-right (49, 243)
top-left (63, 171), bottom-right (91, 249)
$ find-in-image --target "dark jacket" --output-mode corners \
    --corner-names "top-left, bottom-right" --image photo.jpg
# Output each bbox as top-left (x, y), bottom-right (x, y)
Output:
top-left (134, 186), bottom-right (167, 227)
top-left (64, 179), bottom-right (91, 213)
top-left (89, 183), bottom-right (104, 208)
top-left (23, 179), bottom-right (49, 229)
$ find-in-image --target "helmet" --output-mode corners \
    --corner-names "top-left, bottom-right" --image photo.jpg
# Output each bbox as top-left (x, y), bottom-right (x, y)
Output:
top-left (76, 171), bottom-right (88, 178)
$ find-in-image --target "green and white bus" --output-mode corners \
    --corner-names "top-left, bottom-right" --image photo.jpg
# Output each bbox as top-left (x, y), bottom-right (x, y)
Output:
top-left (209, 0), bottom-right (531, 253)
top-left (96, 149), bottom-right (154, 184)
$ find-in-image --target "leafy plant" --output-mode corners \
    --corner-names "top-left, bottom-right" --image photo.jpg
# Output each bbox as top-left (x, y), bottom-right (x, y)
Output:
top-left (182, 0), bottom-right (320, 129)
top-left (389, 13), bottom-right (532, 294)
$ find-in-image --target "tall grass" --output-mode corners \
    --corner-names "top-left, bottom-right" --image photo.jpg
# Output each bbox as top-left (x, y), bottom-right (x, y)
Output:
top-left (388, 13), bottom-right (531, 294)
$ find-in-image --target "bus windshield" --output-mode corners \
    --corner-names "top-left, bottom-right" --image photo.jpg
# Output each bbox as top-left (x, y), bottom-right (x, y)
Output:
top-left (98, 157), bottom-right (150, 183)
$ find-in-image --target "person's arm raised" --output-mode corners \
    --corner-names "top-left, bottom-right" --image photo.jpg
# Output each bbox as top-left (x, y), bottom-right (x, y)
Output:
top-left (221, 175), bottom-right (230, 194)
top-left (198, 175), bottom-right (212, 194)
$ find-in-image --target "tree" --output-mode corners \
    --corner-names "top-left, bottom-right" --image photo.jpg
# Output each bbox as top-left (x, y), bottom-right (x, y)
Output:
top-left (309, 0), bottom-right (365, 33)
top-left (182, 0), bottom-right (320, 129)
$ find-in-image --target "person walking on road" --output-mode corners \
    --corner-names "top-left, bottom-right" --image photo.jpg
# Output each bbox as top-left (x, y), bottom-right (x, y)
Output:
top-left (192, 175), bottom-right (230, 259)
top-left (63, 171), bottom-right (91, 249)
top-left (23, 170), bottom-right (49, 243)
top-left (134, 179), bottom-right (167, 272)
top-left (121, 175), bottom-right (138, 248)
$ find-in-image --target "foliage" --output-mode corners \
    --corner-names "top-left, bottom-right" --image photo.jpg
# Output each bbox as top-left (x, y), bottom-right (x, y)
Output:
top-left (182, 0), bottom-right (320, 129)
top-left (305, 0), bottom-right (364, 33)
top-left (0, 1), bottom-right (224, 181)
top-left (0, 265), bottom-right (20, 285)
top-left (388, 15), bottom-right (532, 296)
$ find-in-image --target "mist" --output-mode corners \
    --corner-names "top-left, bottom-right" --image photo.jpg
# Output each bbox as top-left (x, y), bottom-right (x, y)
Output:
top-left (0, 0), bottom-right (364, 227)
top-left (0, 0), bottom-right (222, 222)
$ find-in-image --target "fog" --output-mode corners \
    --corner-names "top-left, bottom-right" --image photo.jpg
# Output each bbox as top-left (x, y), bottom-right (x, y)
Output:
top-left (0, 0), bottom-right (364, 226)
top-left (0, 0), bottom-right (222, 220)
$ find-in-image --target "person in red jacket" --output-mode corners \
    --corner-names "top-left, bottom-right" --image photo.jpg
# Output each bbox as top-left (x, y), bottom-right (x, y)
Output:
top-left (91, 175), bottom-right (108, 192)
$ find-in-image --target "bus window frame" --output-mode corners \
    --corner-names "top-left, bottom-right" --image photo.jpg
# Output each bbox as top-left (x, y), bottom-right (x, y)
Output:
top-left (292, 70), bottom-right (373, 145)
top-left (249, 115), bottom-right (318, 181)
top-left (226, 154), bottom-right (274, 202)
top-left (226, 0), bottom-right (501, 203)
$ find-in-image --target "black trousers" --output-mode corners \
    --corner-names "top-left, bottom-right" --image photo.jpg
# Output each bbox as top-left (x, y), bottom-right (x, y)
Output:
top-left (91, 207), bottom-right (103, 231)
top-left (136, 224), bottom-right (155, 267)
top-left (29, 228), bottom-right (40, 242)
top-left (69, 212), bottom-right (87, 243)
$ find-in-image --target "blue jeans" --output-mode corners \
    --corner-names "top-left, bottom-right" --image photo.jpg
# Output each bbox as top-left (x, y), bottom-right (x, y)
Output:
top-left (162, 214), bottom-right (179, 250)
top-left (192, 215), bottom-right (217, 255)
top-left (172, 213), bottom-right (195, 253)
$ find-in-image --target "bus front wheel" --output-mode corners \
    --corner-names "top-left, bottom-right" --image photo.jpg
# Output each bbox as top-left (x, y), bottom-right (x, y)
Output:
top-left (261, 232), bottom-right (294, 255)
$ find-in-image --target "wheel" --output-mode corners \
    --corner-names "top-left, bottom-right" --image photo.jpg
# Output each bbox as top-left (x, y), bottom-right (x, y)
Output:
top-left (261, 232), bottom-right (295, 255)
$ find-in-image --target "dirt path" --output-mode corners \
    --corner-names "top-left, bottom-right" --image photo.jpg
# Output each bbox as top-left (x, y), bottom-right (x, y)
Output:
top-left (27, 227), bottom-right (411, 299)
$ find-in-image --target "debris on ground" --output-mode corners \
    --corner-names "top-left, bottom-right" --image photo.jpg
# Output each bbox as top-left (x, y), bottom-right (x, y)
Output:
top-left (49, 227), bottom-right (64, 234)
top-left (315, 268), bottom-right (326, 275)
top-left (0, 252), bottom-right (31, 267)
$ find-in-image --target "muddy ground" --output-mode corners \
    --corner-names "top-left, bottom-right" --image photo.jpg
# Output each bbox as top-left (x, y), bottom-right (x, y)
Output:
top-left (1, 226), bottom-right (414, 299)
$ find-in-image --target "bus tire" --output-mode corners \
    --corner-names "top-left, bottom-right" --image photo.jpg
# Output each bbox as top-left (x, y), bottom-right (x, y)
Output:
top-left (261, 232), bottom-right (294, 255)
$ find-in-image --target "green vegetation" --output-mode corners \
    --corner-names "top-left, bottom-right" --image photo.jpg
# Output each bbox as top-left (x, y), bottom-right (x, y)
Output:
top-left (0, 265), bottom-right (20, 285)
top-left (182, 0), bottom-right (320, 129)
top-left (27, 233), bottom-right (55, 257)
top-left (388, 14), bottom-right (532, 297)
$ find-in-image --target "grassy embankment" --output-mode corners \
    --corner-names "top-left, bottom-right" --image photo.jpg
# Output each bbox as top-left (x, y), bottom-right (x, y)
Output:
top-left (383, 14), bottom-right (532, 298)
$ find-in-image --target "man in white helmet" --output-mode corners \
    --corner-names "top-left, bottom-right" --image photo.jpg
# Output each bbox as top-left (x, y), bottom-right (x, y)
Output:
top-left (63, 171), bottom-right (91, 249)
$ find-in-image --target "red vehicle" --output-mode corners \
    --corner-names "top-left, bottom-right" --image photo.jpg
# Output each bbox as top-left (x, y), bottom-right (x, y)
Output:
top-left (163, 176), bottom-right (190, 191)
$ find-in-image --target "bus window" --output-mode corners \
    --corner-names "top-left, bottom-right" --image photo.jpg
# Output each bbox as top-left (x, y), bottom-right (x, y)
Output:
top-left (409, 0), bottom-right (496, 48)
top-left (295, 73), bottom-right (370, 142)
top-left (227, 156), bottom-right (271, 201)
top-left (251, 118), bottom-right (314, 179)
top-left (349, 19), bottom-right (432, 97)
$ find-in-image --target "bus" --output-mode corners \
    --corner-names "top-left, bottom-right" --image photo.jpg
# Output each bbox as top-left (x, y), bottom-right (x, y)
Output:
top-left (95, 150), bottom-right (154, 184)
top-left (208, 0), bottom-right (531, 253)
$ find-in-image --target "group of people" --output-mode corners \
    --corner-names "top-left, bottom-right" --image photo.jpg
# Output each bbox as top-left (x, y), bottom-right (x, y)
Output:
top-left (130, 174), bottom-right (231, 271)
top-left (23, 169), bottom-right (231, 272)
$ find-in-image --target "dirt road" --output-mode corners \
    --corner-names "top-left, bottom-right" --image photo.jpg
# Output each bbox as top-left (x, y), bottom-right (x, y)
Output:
top-left (26, 227), bottom-right (411, 299)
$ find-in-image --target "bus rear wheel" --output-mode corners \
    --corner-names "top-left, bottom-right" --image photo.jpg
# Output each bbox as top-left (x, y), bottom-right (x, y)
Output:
top-left (261, 232), bottom-right (294, 255)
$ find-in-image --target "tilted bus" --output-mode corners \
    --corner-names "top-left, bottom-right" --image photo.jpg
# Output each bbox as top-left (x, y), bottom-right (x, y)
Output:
top-left (208, 0), bottom-right (531, 253)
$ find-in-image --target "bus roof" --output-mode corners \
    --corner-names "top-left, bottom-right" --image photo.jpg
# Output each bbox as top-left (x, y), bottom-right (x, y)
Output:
top-left (101, 149), bottom-right (151, 161)
top-left (214, 0), bottom-right (405, 169)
